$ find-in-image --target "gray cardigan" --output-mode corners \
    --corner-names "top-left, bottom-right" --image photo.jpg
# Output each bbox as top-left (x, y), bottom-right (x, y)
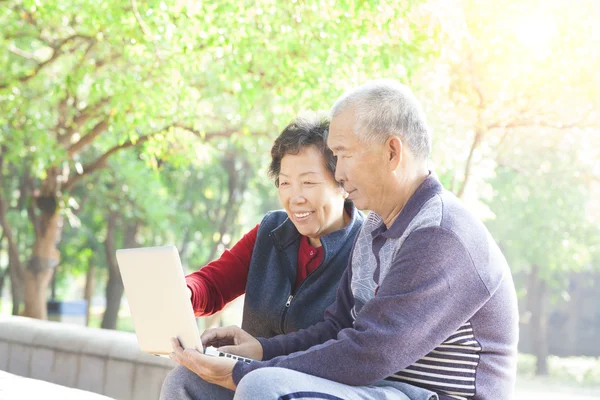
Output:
top-left (234, 175), bottom-right (519, 400)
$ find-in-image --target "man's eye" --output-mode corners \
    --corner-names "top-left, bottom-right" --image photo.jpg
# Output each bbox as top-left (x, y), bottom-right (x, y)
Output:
top-left (303, 182), bottom-right (316, 185)
top-left (279, 182), bottom-right (289, 186)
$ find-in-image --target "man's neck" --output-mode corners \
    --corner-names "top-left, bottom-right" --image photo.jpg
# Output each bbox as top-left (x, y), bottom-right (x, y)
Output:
top-left (378, 168), bottom-right (429, 229)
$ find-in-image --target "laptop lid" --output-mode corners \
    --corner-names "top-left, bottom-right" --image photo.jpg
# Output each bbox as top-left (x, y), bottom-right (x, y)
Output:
top-left (116, 245), bottom-right (202, 355)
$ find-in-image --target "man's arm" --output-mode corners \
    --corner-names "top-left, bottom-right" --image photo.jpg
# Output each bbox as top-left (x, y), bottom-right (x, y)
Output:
top-left (232, 227), bottom-right (496, 386)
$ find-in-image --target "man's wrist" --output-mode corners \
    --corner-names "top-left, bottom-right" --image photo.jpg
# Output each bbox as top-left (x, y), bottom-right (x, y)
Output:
top-left (257, 337), bottom-right (273, 360)
top-left (232, 360), bottom-right (253, 385)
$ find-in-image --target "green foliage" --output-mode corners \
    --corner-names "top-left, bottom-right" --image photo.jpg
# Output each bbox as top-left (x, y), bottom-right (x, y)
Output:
top-left (484, 138), bottom-right (598, 289)
top-left (0, 0), bottom-right (436, 299)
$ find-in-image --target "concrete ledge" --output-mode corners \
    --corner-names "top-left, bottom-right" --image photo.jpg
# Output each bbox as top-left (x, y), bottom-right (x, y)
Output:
top-left (0, 316), bottom-right (176, 400)
top-left (0, 369), bottom-right (113, 400)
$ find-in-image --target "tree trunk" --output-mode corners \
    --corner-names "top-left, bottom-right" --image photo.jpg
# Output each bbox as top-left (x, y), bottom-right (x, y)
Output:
top-left (0, 234), bottom-right (6, 302)
top-left (84, 264), bottom-right (96, 326)
top-left (0, 267), bottom-right (6, 305)
top-left (101, 212), bottom-right (121, 330)
top-left (564, 272), bottom-right (589, 355)
top-left (101, 215), bottom-right (138, 330)
top-left (527, 265), bottom-right (549, 375)
top-left (9, 262), bottom-right (24, 315)
top-left (206, 151), bottom-right (251, 263)
top-left (23, 210), bottom-right (62, 319)
top-left (6, 235), bottom-right (25, 316)
top-left (22, 167), bottom-right (64, 319)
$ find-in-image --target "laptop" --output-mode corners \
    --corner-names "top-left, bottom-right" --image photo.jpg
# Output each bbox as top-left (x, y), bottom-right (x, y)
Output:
top-left (116, 245), bottom-right (251, 363)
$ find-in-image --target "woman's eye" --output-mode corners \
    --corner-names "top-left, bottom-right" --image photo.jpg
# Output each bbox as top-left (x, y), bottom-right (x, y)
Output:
top-left (304, 182), bottom-right (316, 185)
top-left (279, 182), bottom-right (289, 186)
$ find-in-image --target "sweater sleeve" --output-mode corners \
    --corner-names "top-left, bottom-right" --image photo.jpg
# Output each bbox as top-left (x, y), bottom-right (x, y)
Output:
top-left (232, 227), bottom-right (493, 386)
top-left (185, 224), bottom-right (259, 316)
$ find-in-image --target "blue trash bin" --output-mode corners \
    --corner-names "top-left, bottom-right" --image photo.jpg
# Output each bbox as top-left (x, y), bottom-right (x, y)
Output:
top-left (47, 300), bottom-right (88, 326)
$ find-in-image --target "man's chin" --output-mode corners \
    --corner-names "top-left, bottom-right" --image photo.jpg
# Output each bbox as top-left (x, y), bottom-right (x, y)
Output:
top-left (351, 198), bottom-right (367, 210)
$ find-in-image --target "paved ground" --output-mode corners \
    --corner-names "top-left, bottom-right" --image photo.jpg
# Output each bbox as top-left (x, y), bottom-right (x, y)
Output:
top-left (515, 391), bottom-right (599, 400)
top-left (515, 378), bottom-right (600, 400)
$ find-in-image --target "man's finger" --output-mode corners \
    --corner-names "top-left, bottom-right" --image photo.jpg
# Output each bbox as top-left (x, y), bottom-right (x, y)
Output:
top-left (171, 337), bottom-right (184, 351)
top-left (215, 345), bottom-right (238, 354)
top-left (169, 350), bottom-right (188, 368)
top-left (201, 326), bottom-right (239, 347)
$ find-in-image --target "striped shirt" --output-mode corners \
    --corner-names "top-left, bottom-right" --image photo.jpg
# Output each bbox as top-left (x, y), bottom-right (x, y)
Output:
top-left (390, 321), bottom-right (480, 399)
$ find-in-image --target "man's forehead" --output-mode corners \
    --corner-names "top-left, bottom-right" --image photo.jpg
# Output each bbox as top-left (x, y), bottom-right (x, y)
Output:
top-left (328, 123), bottom-right (356, 147)
top-left (326, 131), bottom-right (347, 149)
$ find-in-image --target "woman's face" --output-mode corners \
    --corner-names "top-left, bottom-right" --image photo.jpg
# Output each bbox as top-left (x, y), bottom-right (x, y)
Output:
top-left (278, 146), bottom-right (347, 247)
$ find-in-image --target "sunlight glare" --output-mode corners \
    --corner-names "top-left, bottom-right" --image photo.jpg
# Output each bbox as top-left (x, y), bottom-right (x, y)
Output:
top-left (515, 14), bottom-right (557, 55)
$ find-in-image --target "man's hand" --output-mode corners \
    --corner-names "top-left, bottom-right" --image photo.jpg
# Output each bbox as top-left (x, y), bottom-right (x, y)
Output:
top-left (169, 338), bottom-right (237, 390)
top-left (201, 325), bottom-right (263, 360)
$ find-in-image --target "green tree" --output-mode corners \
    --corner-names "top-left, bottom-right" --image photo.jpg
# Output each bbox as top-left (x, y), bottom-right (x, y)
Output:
top-left (485, 138), bottom-right (599, 374)
top-left (1, 0), bottom-right (436, 319)
top-left (413, 0), bottom-right (600, 199)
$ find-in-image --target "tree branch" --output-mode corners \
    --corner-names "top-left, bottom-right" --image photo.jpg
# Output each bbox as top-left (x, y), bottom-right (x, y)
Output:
top-left (58, 97), bottom-right (111, 146)
top-left (173, 123), bottom-right (242, 139)
top-left (66, 119), bottom-right (109, 157)
top-left (63, 127), bottom-right (172, 191)
top-left (0, 34), bottom-right (93, 89)
top-left (63, 123), bottom-right (265, 191)
top-left (8, 45), bottom-right (36, 60)
top-left (132, 0), bottom-right (153, 40)
top-left (456, 128), bottom-right (483, 199)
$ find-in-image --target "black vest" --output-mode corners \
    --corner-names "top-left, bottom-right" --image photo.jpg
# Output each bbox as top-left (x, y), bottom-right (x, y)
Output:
top-left (241, 205), bottom-right (364, 338)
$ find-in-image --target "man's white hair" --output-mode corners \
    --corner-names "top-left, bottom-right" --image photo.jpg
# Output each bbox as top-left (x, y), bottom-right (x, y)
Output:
top-left (330, 79), bottom-right (431, 160)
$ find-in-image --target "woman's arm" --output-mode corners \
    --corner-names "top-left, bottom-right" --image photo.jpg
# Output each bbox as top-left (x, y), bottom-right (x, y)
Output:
top-left (185, 224), bottom-right (259, 316)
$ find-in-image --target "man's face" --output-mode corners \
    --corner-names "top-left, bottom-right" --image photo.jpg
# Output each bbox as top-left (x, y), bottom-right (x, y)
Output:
top-left (328, 109), bottom-right (387, 211)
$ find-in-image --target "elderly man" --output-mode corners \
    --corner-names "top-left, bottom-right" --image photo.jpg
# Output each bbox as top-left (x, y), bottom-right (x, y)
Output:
top-left (163, 80), bottom-right (519, 400)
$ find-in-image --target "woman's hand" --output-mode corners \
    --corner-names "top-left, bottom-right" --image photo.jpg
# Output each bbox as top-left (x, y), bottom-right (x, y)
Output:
top-left (201, 325), bottom-right (263, 360)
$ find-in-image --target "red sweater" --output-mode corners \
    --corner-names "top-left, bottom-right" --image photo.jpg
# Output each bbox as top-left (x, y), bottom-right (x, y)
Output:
top-left (185, 224), bottom-right (324, 316)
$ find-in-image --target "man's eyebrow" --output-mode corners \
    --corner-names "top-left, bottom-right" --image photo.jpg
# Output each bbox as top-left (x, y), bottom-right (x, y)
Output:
top-left (330, 146), bottom-right (347, 152)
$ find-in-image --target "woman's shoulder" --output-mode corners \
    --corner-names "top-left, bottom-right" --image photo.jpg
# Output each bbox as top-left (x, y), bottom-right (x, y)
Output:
top-left (258, 210), bottom-right (289, 229)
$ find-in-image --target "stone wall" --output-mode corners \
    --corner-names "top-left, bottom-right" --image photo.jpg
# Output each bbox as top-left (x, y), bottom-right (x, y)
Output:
top-left (0, 316), bottom-right (176, 400)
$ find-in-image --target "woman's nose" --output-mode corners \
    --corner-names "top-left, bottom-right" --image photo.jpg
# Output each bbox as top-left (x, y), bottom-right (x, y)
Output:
top-left (291, 193), bottom-right (307, 204)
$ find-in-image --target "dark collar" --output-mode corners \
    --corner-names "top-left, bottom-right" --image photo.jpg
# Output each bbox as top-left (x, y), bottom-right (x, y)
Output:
top-left (270, 203), bottom-right (364, 261)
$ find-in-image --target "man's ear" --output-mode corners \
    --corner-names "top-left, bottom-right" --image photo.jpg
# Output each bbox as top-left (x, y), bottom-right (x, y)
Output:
top-left (386, 136), bottom-right (403, 171)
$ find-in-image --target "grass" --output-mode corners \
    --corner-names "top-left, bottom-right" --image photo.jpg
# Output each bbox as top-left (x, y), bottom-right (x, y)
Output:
top-left (517, 353), bottom-right (600, 387)
top-left (515, 353), bottom-right (600, 399)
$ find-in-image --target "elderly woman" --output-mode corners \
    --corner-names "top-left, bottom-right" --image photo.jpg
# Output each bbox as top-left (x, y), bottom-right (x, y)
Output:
top-left (160, 113), bottom-right (363, 399)
top-left (184, 112), bottom-right (364, 339)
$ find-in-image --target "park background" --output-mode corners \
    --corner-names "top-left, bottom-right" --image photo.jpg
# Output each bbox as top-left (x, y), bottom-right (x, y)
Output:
top-left (1, 0), bottom-right (599, 398)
